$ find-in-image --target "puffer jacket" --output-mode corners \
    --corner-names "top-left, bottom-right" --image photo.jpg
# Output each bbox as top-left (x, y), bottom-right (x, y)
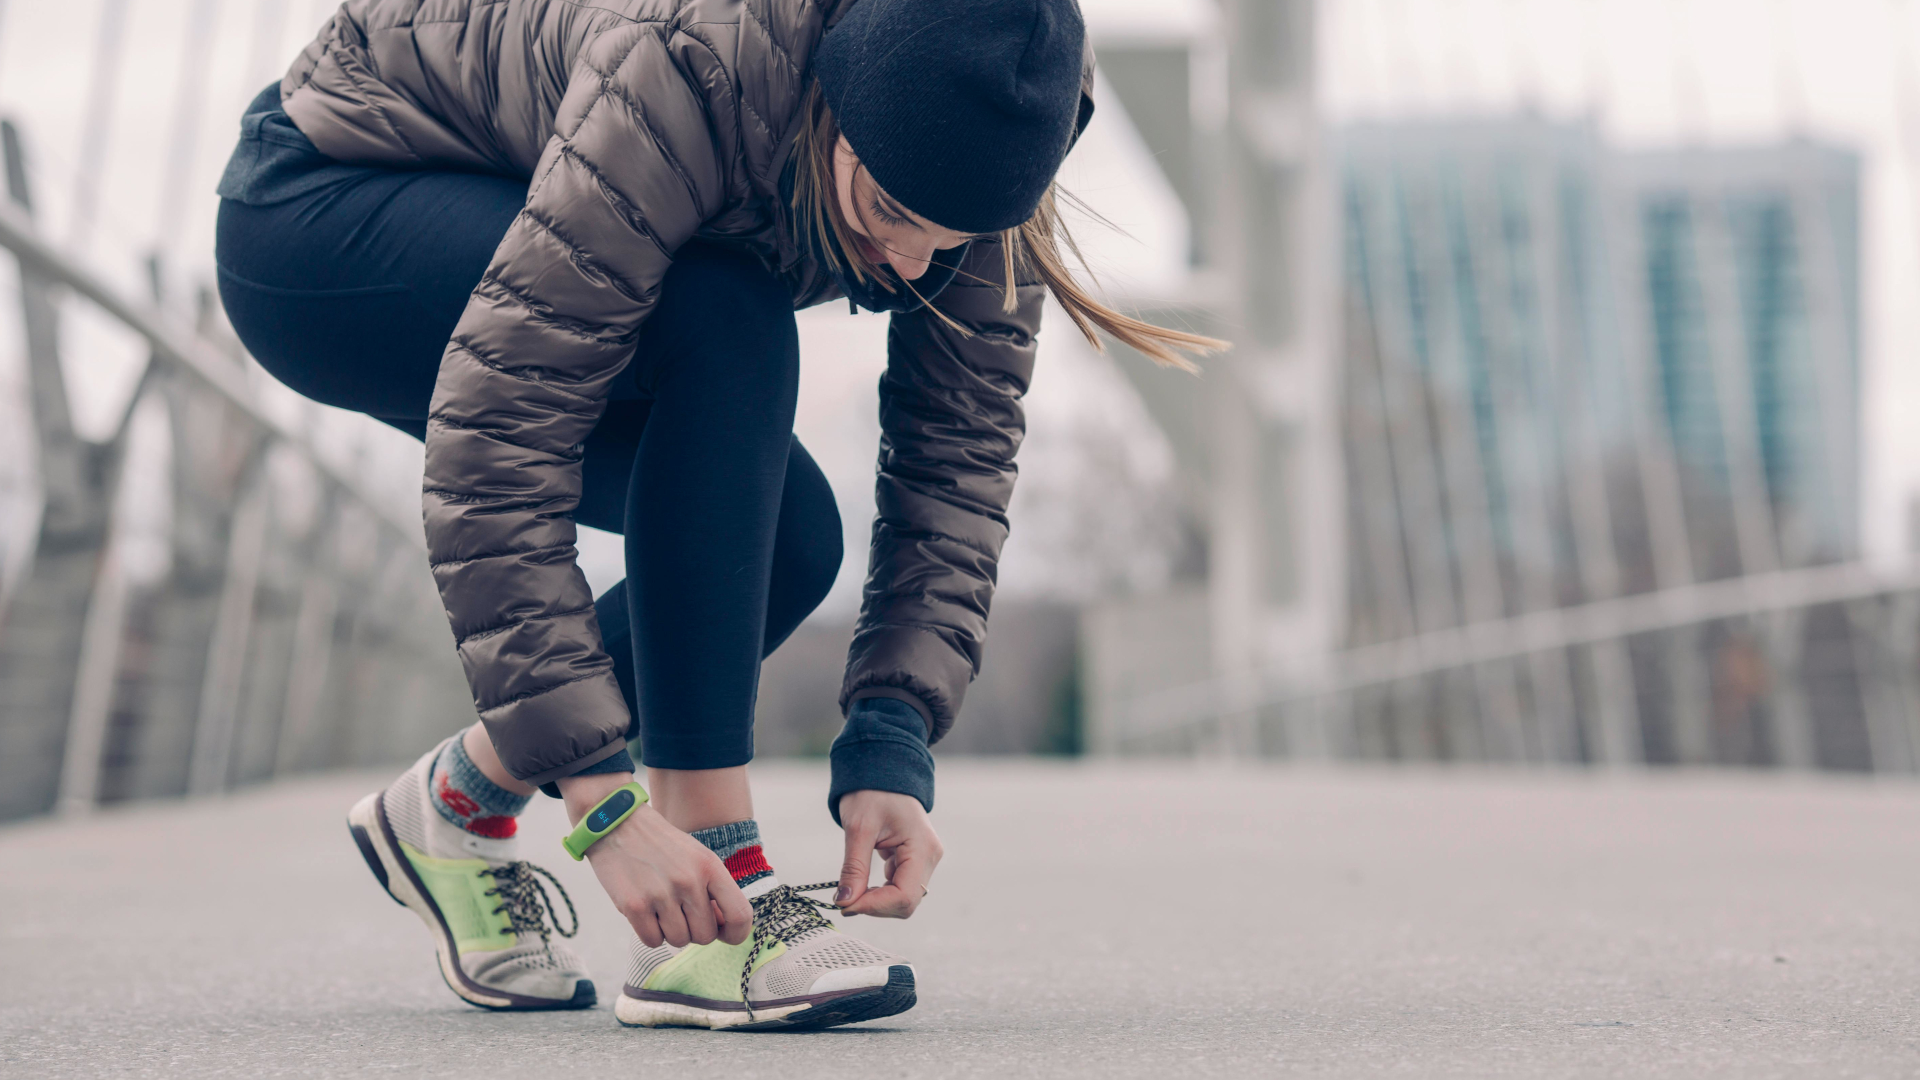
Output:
top-left (283, 0), bottom-right (1083, 784)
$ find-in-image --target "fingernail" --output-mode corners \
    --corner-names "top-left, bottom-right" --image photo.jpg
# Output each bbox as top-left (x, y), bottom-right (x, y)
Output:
top-left (835, 886), bottom-right (851, 904)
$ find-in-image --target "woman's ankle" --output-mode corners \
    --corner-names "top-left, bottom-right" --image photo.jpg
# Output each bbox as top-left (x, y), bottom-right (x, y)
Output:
top-left (647, 765), bottom-right (754, 833)
top-left (690, 819), bottom-right (776, 890)
top-left (461, 723), bottom-right (538, 798)
top-left (433, 730), bottom-right (532, 837)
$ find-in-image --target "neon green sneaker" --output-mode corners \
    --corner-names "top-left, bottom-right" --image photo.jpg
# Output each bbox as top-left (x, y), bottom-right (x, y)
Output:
top-left (347, 739), bottom-right (594, 1010)
top-left (614, 877), bottom-right (916, 1031)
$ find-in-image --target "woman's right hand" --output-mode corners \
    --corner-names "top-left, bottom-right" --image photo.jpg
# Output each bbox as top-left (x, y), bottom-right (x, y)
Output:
top-left (558, 773), bottom-right (753, 948)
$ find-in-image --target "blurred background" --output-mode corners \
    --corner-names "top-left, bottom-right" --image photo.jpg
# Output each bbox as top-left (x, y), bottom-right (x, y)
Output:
top-left (5, 0), bottom-right (1920, 822)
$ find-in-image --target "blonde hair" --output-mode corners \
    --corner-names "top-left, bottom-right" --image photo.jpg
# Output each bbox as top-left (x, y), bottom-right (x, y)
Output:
top-left (788, 84), bottom-right (1224, 371)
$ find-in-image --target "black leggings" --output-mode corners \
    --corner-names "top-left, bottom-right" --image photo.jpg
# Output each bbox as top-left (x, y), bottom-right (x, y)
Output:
top-left (215, 166), bottom-right (840, 770)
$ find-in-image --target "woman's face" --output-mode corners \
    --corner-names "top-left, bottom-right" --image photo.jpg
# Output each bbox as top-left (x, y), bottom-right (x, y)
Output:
top-left (833, 136), bottom-right (978, 281)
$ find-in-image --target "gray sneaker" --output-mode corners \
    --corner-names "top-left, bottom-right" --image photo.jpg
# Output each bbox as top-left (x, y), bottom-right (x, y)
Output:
top-left (614, 877), bottom-right (916, 1030)
top-left (347, 738), bottom-right (595, 1010)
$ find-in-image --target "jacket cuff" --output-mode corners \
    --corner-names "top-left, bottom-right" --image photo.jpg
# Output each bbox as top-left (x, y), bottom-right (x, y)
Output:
top-left (520, 736), bottom-right (630, 797)
top-left (839, 625), bottom-right (975, 744)
top-left (846, 687), bottom-right (933, 734)
top-left (827, 697), bottom-right (935, 825)
top-left (480, 670), bottom-right (633, 783)
top-left (536, 744), bottom-right (635, 799)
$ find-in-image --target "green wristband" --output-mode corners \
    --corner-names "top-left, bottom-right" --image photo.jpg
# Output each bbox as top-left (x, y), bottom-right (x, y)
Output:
top-left (562, 781), bottom-right (649, 860)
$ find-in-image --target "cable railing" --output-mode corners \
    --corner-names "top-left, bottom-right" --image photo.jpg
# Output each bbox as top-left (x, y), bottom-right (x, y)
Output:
top-left (0, 117), bottom-right (471, 822)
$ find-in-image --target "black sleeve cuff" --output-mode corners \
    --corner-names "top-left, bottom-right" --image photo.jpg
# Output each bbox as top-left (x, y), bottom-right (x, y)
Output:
top-left (827, 697), bottom-right (935, 825)
top-left (846, 686), bottom-right (934, 732)
top-left (537, 745), bottom-right (636, 799)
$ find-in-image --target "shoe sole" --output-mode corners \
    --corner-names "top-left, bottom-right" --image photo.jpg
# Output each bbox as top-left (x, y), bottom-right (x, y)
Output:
top-left (613, 964), bottom-right (916, 1032)
top-left (347, 790), bottom-right (595, 1012)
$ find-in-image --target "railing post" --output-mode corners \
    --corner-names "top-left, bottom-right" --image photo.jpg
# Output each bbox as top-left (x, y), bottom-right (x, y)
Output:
top-left (0, 119), bottom-right (121, 819)
top-left (187, 463), bottom-right (271, 796)
top-left (1844, 596), bottom-right (1918, 774)
top-left (127, 368), bottom-right (267, 799)
top-left (1893, 592), bottom-right (1920, 770)
top-left (272, 489), bottom-right (342, 777)
top-left (1759, 607), bottom-right (1816, 769)
top-left (53, 492), bottom-right (131, 815)
top-left (313, 505), bottom-right (386, 769)
top-left (1589, 637), bottom-right (1645, 765)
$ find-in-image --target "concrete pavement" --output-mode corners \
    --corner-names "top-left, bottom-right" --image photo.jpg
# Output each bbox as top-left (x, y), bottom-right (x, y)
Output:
top-left (4, 760), bottom-right (1920, 1077)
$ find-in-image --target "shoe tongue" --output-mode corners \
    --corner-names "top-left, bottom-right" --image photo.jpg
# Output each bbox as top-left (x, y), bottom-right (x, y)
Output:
top-left (740, 873), bottom-right (783, 901)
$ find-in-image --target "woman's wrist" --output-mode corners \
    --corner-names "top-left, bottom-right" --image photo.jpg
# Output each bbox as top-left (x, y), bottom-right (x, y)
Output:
top-left (557, 770), bottom-right (637, 826)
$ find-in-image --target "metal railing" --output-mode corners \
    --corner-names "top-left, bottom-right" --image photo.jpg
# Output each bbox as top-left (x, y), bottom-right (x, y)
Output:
top-left (0, 119), bottom-right (472, 821)
top-left (1112, 559), bottom-right (1920, 771)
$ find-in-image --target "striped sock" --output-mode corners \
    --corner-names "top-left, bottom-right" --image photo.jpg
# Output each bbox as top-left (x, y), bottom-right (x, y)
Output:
top-left (690, 819), bottom-right (775, 890)
top-left (430, 735), bottom-right (530, 839)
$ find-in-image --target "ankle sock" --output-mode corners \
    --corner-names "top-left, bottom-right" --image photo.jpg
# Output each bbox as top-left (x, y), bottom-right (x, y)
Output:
top-left (431, 735), bottom-right (530, 839)
top-left (691, 819), bottom-right (774, 889)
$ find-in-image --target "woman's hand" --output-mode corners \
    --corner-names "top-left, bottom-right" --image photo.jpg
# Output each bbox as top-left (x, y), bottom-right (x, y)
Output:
top-left (559, 773), bottom-right (752, 948)
top-left (834, 789), bottom-right (943, 918)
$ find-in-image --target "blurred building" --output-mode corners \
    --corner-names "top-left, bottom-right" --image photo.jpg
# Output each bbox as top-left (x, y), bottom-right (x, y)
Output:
top-left (1087, 8), bottom-right (1920, 771)
top-left (1624, 143), bottom-right (1862, 573)
top-left (1330, 119), bottom-right (1868, 766)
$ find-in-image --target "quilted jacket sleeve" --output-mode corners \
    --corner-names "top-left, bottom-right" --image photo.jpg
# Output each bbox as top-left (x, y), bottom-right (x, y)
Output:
top-left (425, 23), bottom-right (729, 786)
top-left (840, 239), bottom-right (1042, 743)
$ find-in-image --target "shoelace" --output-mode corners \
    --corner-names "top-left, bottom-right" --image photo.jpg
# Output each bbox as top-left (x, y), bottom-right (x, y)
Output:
top-left (740, 881), bottom-right (841, 1020)
top-left (478, 862), bottom-right (580, 943)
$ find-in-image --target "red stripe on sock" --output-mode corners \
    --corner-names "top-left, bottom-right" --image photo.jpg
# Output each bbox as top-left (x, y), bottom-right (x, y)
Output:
top-left (723, 844), bottom-right (772, 882)
top-left (466, 815), bottom-right (518, 839)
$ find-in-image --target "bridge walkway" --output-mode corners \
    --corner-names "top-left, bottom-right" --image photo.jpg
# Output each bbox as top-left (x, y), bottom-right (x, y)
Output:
top-left (5, 761), bottom-right (1917, 1077)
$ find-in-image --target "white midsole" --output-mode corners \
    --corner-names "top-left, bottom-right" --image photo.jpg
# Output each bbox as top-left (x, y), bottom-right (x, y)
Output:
top-left (614, 992), bottom-right (813, 1029)
top-left (348, 791), bottom-right (513, 1009)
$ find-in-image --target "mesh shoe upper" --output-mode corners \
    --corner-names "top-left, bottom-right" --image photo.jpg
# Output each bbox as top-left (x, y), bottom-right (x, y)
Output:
top-left (626, 879), bottom-right (907, 1007)
top-left (750, 927), bottom-right (900, 999)
top-left (385, 738), bottom-right (589, 1000)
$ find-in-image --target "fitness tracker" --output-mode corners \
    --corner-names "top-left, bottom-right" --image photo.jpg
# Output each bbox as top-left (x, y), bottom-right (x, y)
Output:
top-left (562, 781), bottom-right (649, 860)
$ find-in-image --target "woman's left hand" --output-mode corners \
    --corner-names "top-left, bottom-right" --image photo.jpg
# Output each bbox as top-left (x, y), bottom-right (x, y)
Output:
top-left (834, 789), bottom-right (942, 918)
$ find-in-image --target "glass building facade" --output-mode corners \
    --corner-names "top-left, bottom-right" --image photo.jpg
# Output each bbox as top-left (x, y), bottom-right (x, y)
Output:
top-left (1334, 119), bottom-right (1877, 767)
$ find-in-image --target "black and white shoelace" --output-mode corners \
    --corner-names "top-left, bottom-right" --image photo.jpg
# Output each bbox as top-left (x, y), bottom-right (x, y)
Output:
top-left (479, 861), bottom-right (580, 943)
top-left (740, 881), bottom-right (841, 1020)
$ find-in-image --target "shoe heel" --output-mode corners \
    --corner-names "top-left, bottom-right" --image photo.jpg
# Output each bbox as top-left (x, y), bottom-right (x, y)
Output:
top-left (347, 793), bottom-right (406, 907)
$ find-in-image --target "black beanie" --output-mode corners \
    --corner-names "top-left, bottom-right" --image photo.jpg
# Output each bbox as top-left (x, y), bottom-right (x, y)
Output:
top-left (812, 0), bottom-right (1087, 234)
